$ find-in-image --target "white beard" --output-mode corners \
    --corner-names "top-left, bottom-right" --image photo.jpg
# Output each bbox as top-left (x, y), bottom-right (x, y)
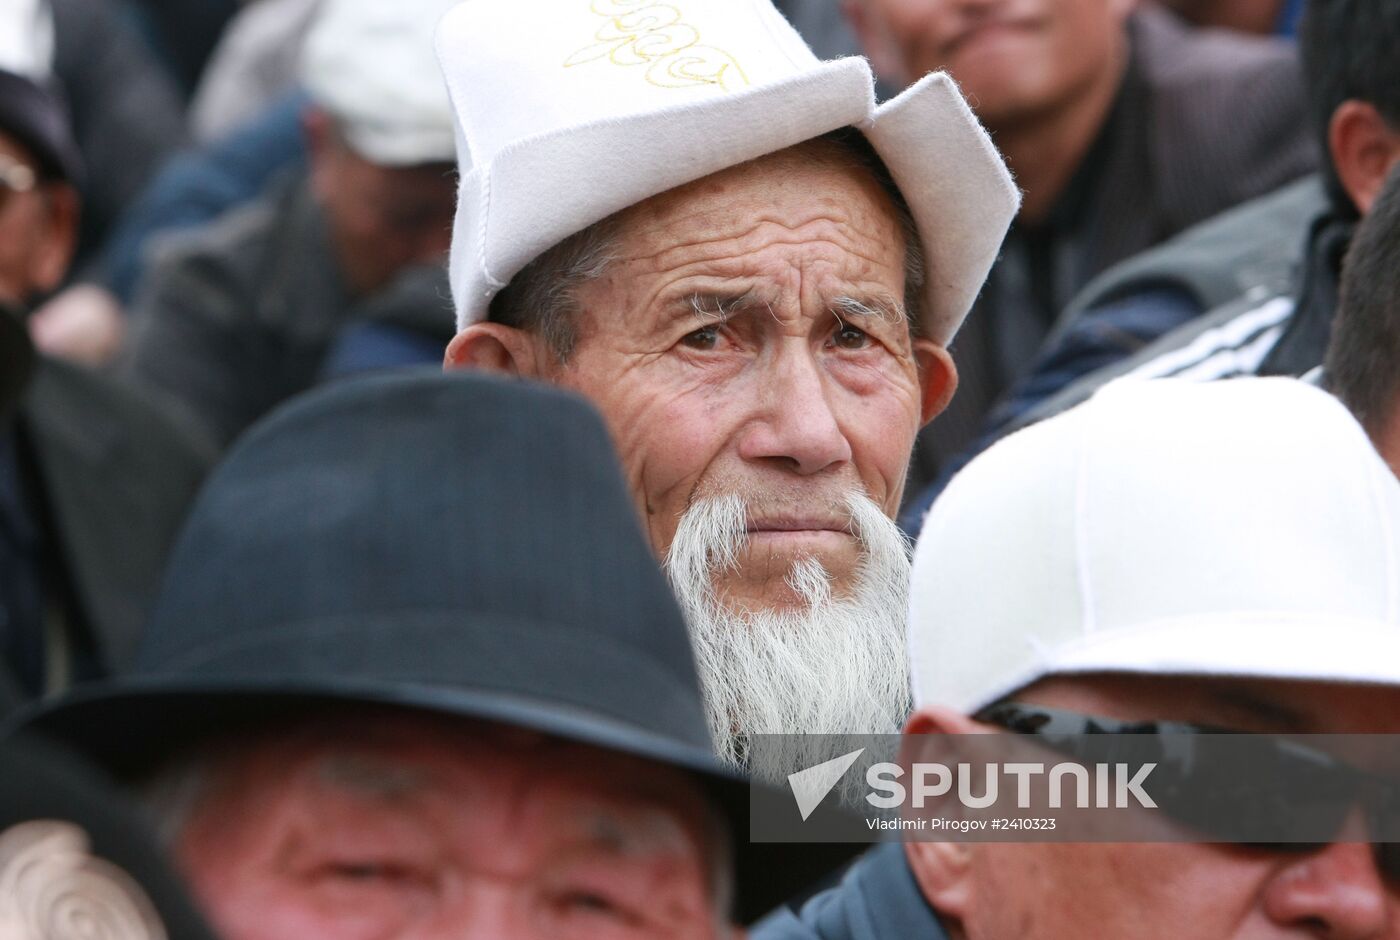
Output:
top-left (664, 491), bottom-right (912, 784)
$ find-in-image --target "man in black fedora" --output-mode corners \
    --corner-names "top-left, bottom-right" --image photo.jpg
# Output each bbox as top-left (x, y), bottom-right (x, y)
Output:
top-left (16, 370), bottom-right (861, 939)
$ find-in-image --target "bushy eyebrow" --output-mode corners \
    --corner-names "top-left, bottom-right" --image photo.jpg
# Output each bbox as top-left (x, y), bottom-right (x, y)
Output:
top-left (678, 292), bottom-right (907, 328)
top-left (681, 290), bottom-right (768, 324)
top-left (831, 294), bottom-right (906, 329)
top-left (579, 808), bottom-right (695, 859)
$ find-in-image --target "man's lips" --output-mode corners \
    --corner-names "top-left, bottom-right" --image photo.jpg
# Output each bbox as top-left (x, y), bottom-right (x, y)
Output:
top-left (746, 519), bottom-right (852, 536)
top-left (945, 17), bottom-right (1041, 57)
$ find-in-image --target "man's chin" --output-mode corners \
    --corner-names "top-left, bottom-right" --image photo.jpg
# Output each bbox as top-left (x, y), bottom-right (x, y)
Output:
top-left (715, 539), bottom-right (861, 612)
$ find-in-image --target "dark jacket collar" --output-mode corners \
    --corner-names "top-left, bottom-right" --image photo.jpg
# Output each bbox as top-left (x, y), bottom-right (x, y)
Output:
top-left (1258, 210), bottom-right (1353, 376)
top-left (18, 359), bottom-right (212, 672)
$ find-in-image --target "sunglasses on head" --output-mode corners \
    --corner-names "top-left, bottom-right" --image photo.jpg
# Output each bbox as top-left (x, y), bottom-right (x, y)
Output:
top-left (974, 700), bottom-right (1400, 877)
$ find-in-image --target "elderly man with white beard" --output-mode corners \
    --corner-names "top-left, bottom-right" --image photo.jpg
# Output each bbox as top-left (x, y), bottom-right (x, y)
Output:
top-left (437, 0), bottom-right (1018, 767)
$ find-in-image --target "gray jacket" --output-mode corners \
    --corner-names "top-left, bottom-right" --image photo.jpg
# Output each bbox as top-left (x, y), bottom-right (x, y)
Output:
top-left (122, 173), bottom-right (453, 449)
top-left (753, 844), bottom-right (949, 940)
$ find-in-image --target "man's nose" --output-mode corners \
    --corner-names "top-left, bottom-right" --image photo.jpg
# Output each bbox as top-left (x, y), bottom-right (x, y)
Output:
top-left (738, 346), bottom-right (853, 476)
top-left (1261, 826), bottom-right (1394, 938)
top-left (412, 887), bottom-right (525, 940)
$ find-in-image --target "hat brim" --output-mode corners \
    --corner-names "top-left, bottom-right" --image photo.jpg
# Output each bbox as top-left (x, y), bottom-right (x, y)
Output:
top-left (451, 61), bottom-right (1018, 345)
top-left (962, 613), bottom-right (1400, 715)
top-left (19, 677), bottom-right (867, 923)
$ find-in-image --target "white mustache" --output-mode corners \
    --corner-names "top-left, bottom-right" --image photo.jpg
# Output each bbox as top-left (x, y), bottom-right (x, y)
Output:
top-left (664, 490), bottom-right (913, 779)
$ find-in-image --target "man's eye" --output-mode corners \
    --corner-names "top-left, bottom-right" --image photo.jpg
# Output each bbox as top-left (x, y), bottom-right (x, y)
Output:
top-left (831, 325), bottom-right (870, 350)
top-left (566, 891), bottom-right (616, 911)
top-left (680, 326), bottom-right (720, 351)
top-left (318, 861), bottom-right (421, 885)
top-left (558, 889), bottom-right (642, 925)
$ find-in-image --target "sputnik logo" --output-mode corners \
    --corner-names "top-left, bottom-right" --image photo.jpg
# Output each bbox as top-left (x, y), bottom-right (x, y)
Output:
top-left (787, 749), bottom-right (866, 821)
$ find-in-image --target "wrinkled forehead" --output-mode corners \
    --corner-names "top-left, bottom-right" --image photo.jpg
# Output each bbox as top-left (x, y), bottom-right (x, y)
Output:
top-left (612, 137), bottom-right (907, 257)
top-left (213, 710), bottom-right (717, 855)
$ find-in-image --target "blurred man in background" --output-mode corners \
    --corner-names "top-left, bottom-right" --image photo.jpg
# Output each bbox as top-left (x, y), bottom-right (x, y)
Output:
top-left (843, 0), bottom-right (1316, 504)
top-left (967, 0), bottom-right (1400, 485)
top-left (1325, 162), bottom-right (1400, 475)
top-left (0, 0), bottom-right (208, 709)
top-left (120, 0), bottom-right (459, 450)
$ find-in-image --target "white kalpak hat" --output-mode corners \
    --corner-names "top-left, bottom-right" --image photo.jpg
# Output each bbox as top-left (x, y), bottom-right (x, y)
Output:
top-left (434, 0), bottom-right (1019, 341)
top-left (0, 0), bottom-right (53, 81)
top-left (909, 378), bottom-right (1400, 714)
top-left (301, 0), bottom-right (458, 166)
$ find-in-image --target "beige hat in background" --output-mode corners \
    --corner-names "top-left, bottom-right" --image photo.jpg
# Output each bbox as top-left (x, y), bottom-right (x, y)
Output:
top-left (434, 0), bottom-right (1019, 341)
top-left (301, 0), bottom-right (459, 166)
top-left (909, 377), bottom-right (1400, 714)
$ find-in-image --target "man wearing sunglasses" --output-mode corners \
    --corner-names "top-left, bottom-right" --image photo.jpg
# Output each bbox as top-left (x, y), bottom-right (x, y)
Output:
top-left (758, 376), bottom-right (1400, 940)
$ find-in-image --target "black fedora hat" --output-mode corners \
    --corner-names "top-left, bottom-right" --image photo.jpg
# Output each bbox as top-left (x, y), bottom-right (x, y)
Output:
top-left (17, 370), bottom-right (862, 921)
top-left (0, 733), bottom-right (219, 939)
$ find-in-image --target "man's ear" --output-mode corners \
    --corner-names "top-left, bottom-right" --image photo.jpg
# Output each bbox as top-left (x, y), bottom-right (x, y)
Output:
top-left (30, 182), bottom-right (78, 293)
top-left (444, 322), bottom-right (543, 377)
top-left (902, 706), bottom-right (980, 928)
top-left (913, 339), bottom-right (958, 426)
top-left (1330, 100), bottom-right (1400, 216)
top-left (841, 0), bottom-right (908, 86)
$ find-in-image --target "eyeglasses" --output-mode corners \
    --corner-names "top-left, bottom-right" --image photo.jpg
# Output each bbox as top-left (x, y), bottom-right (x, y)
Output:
top-left (975, 700), bottom-right (1400, 877)
top-left (0, 156), bottom-right (37, 212)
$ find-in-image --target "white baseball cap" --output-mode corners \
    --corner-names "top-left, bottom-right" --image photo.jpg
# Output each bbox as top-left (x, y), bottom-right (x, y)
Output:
top-left (301, 0), bottom-right (458, 166)
top-left (434, 0), bottom-right (1020, 341)
top-left (909, 377), bottom-right (1400, 714)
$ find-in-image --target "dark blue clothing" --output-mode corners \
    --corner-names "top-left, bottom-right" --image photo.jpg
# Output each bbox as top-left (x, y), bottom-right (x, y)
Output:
top-left (102, 91), bottom-right (307, 304)
top-left (319, 323), bottom-right (449, 382)
top-left (1277, 0), bottom-right (1305, 36)
top-left (753, 844), bottom-right (948, 940)
top-left (0, 427), bottom-right (44, 695)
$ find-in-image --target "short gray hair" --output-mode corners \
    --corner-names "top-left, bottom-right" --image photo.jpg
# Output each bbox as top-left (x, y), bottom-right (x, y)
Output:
top-left (488, 127), bottom-right (927, 362)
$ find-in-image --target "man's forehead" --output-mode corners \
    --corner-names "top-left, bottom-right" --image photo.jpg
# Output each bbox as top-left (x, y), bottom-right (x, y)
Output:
top-left (244, 730), bottom-right (717, 865)
top-left (614, 141), bottom-right (904, 250)
top-left (227, 710), bottom-right (713, 820)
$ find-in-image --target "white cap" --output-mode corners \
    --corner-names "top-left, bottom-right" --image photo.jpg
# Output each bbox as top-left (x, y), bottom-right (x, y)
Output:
top-left (434, 0), bottom-right (1019, 341)
top-left (909, 378), bottom-right (1400, 714)
top-left (301, 0), bottom-right (457, 166)
top-left (0, 0), bottom-right (53, 80)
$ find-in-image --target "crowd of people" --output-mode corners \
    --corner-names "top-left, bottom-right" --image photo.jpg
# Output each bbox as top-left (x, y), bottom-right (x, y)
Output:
top-left (2, 0), bottom-right (1400, 936)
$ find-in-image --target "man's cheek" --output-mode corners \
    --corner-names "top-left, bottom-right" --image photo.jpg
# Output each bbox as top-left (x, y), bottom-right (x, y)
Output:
top-left (846, 401), bottom-right (921, 507)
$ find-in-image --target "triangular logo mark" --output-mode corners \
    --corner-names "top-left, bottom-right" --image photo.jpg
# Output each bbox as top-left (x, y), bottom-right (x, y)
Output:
top-left (787, 749), bottom-right (865, 821)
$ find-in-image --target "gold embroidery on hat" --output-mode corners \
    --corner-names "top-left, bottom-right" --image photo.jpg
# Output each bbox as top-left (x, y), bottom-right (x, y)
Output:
top-left (565, 0), bottom-right (750, 91)
top-left (0, 821), bottom-right (168, 940)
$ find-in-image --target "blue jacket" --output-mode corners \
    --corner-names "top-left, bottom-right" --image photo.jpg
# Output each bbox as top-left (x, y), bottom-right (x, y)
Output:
top-left (753, 844), bottom-right (949, 940)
